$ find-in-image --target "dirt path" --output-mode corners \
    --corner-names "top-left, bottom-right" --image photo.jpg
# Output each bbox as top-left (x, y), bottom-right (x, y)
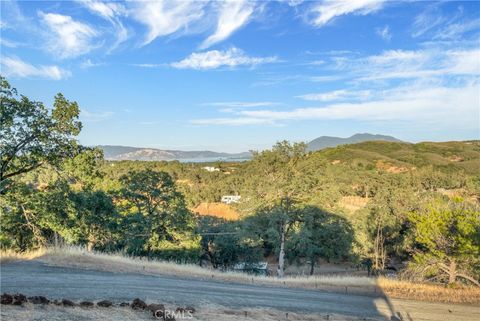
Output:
top-left (1, 261), bottom-right (479, 321)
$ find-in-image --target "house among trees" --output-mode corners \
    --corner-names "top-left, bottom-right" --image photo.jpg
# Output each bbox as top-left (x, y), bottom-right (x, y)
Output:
top-left (221, 195), bottom-right (241, 204)
top-left (202, 166), bottom-right (220, 172)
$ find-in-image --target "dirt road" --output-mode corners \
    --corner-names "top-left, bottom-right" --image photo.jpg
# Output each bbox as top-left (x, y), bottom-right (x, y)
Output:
top-left (1, 261), bottom-right (479, 321)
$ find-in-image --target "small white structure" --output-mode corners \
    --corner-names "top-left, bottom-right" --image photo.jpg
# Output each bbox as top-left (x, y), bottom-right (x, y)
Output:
top-left (221, 195), bottom-right (241, 204)
top-left (202, 166), bottom-right (220, 172)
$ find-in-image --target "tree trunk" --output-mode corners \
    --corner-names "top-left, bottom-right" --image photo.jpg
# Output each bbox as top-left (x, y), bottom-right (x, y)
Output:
top-left (373, 218), bottom-right (385, 271)
top-left (309, 258), bottom-right (315, 275)
top-left (448, 259), bottom-right (457, 285)
top-left (277, 223), bottom-right (285, 278)
top-left (374, 225), bottom-right (381, 270)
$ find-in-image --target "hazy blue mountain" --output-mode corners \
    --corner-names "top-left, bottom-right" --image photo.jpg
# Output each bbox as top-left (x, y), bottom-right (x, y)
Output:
top-left (307, 133), bottom-right (402, 151)
top-left (99, 133), bottom-right (401, 161)
top-left (98, 145), bottom-right (252, 162)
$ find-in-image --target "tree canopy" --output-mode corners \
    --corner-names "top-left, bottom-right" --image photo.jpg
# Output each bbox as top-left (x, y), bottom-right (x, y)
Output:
top-left (0, 77), bottom-right (82, 192)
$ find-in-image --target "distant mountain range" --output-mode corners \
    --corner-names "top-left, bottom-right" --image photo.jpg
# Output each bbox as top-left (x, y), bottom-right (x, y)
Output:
top-left (99, 145), bottom-right (252, 162)
top-left (99, 133), bottom-right (402, 161)
top-left (307, 133), bottom-right (402, 151)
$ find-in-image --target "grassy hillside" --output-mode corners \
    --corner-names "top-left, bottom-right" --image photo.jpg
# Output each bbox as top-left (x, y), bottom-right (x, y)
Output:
top-left (307, 133), bottom-right (402, 151)
top-left (317, 140), bottom-right (480, 174)
top-left (5, 139), bottom-right (478, 287)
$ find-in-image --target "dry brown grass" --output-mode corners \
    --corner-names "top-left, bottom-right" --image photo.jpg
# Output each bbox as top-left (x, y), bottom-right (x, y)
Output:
top-left (192, 202), bottom-right (240, 220)
top-left (0, 248), bottom-right (46, 264)
top-left (0, 303), bottom-right (378, 321)
top-left (4, 246), bottom-right (480, 304)
top-left (378, 278), bottom-right (480, 304)
top-left (338, 196), bottom-right (369, 213)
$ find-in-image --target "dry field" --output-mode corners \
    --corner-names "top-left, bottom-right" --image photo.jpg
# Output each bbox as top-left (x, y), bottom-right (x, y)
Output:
top-left (1, 246), bottom-right (479, 304)
top-left (0, 249), bottom-right (47, 264)
top-left (192, 202), bottom-right (240, 220)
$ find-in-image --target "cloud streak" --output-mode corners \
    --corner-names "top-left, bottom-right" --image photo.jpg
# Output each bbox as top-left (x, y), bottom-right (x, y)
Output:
top-left (376, 25), bottom-right (391, 41)
top-left (202, 101), bottom-right (277, 108)
top-left (201, 0), bottom-right (255, 49)
top-left (309, 0), bottom-right (385, 27)
top-left (1, 56), bottom-right (70, 80)
top-left (81, 109), bottom-right (114, 122)
top-left (131, 0), bottom-right (206, 46)
top-left (171, 48), bottom-right (278, 70)
top-left (78, 0), bottom-right (128, 50)
top-left (329, 48), bottom-right (480, 81)
top-left (297, 90), bottom-right (371, 102)
top-left (39, 11), bottom-right (98, 58)
top-left (191, 83), bottom-right (478, 128)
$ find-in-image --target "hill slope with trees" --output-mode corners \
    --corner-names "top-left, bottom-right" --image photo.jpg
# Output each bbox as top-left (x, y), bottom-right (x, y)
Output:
top-left (1, 76), bottom-right (479, 288)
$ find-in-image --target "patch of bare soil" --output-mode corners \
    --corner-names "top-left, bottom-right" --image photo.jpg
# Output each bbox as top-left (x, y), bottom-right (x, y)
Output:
top-left (448, 155), bottom-right (464, 162)
top-left (375, 160), bottom-right (409, 173)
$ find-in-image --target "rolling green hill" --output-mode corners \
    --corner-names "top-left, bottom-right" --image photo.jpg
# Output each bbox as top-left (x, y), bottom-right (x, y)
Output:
top-left (307, 133), bottom-right (402, 151)
top-left (316, 140), bottom-right (480, 174)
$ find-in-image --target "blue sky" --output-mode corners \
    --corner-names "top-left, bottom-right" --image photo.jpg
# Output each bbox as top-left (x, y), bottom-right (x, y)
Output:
top-left (1, 0), bottom-right (479, 152)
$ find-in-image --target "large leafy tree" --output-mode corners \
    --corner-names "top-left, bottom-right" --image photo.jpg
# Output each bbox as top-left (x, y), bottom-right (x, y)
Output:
top-left (365, 174), bottom-right (422, 271)
top-left (197, 216), bottom-right (261, 269)
top-left (408, 199), bottom-right (480, 286)
top-left (118, 169), bottom-right (200, 260)
top-left (289, 206), bottom-right (354, 275)
top-left (0, 77), bottom-right (82, 192)
top-left (240, 141), bottom-right (308, 277)
top-left (0, 180), bottom-right (77, 251)
top-left (70, 189), bottom-right (119, 251)
top-left (0, 151), bottom-right (109, 251)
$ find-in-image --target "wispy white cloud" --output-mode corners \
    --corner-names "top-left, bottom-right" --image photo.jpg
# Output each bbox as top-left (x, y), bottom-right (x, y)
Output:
top-left (171, 47), bottom-right (278, 70)
top-left (80, 59), bottom-right (104, 69)
top-left (411, 5), bottom-right (479, 41)
top-left (191, 117), bottom-right (274, 126)
top-left (39, 11), bottom-right (98, 58)
top-left (81, 110), bottom-right (114, 122)
top-left (411, 6), bottom-right (446, 38)
top-left (330, 48), bottom-right (480, 81)
top-left (193, 83), bottom-right (477, 128)
top-left (78, 0), bottom-right (125, 20)
top-left (433, 18), bottom-right (480, 40)
top-left (308, 60), bottom-right (325, 66)
top-left (131, 63), bottom-right (167, 68)
top-left (202, 101), bottom-right (277, 108)
top-left (0, 38), bottom-right (21, 48)
top-left (131, 0), bottom-right (206, 46)
top-left (201, 0), bottom-right (255, 49)
top-left (376, 25), bottom-right (391, 41)
top-left (309, 0), bottom-right (385, 27)
top-left (253, 74), bottom-right (342, 87)
top-left (1, 56), bottom-right (70, 80)
top-left (239, 84), bottom-right (478, 124)
top-left (297, 89), bottom-right (371, 102)
top-left (130, 0), bottom-right (255, 49)
top-left (78, 0), bottom-right (128, 50)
